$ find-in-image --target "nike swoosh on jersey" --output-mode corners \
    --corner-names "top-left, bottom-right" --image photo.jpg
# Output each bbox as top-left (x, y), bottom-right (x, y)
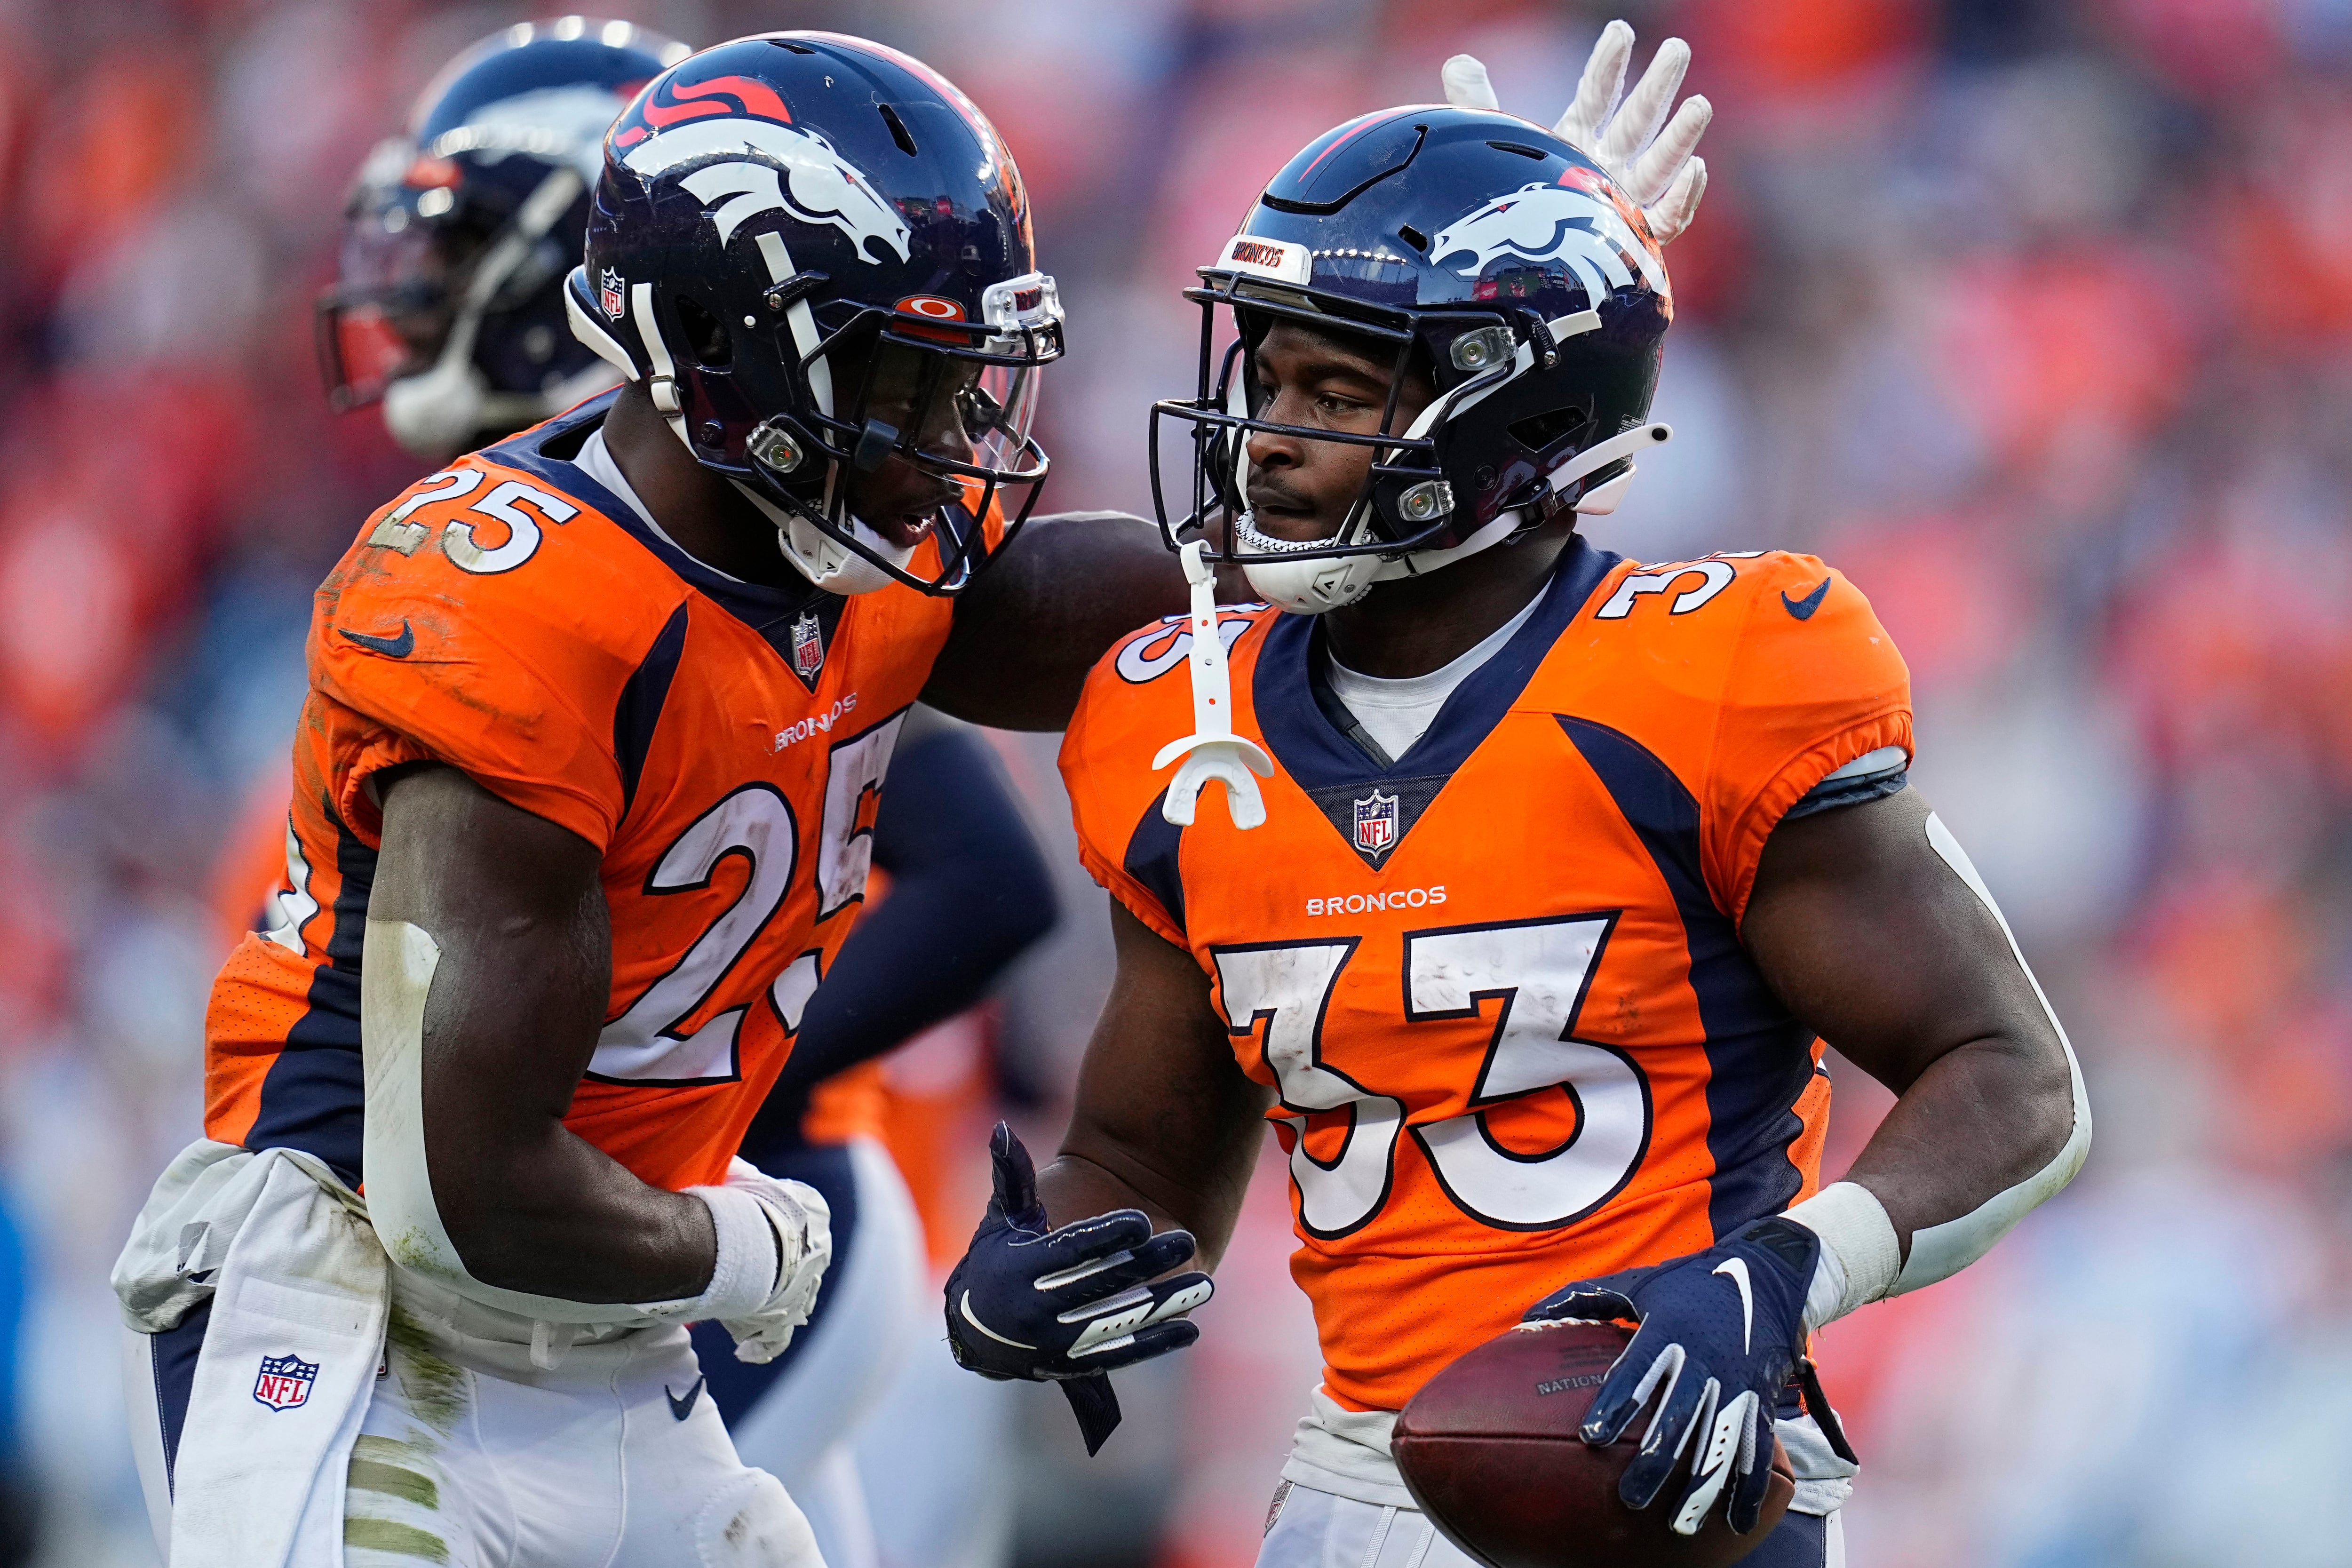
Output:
top-left (339, 620), bottom-right (416, 658)
top-left (1780, 579), bottom-right (1831, 621)
top-left (665, 1375), bottom-right (705, 1421)
top-left (1713, 1258), bottom-right (1755, 1353)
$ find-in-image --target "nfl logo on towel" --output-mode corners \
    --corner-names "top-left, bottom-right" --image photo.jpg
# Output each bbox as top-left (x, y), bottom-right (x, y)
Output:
top-left (791, 611), bottom-right (824, 679)
top-left (1352, 789), bottom-right (1398, 855)
top-left (253, 1353), bottom-right (318, 1412)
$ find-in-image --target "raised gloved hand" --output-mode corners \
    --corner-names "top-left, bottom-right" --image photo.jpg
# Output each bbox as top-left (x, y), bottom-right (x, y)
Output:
top-left (1523, 1218), bottom-right (1828, 1536)
top-left (944, 1122), bottom-right (1212, 1454)
top-left (688, 1157), bottom-right (833, 1365)
top-left (1442, 18), bottom-right (1711, 244)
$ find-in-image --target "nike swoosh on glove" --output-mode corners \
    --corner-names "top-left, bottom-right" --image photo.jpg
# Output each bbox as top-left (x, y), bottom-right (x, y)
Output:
top-left (1523, 1217), bottom-right (1820, 1536)
top-left (1442, 19), bottom-right (1711, 244)
top-left (943, 1122), bottom-right (1212, 1455)
top-left (707, 1158), bottom-right (833, 1365)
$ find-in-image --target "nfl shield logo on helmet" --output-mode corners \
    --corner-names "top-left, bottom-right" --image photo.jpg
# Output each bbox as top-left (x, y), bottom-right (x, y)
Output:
top-left (253, 1353), bottom-right (318, 1412)
top-left (791, 611), bottom-right (824, 679)
top-left (599, 267), bottom-right (625, 318)
top-left (1352, 789), bottom-right (1398, 855)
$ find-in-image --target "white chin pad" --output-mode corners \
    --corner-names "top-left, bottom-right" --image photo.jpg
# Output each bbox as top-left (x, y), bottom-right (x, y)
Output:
top-left (382, 355), bottom-right (491, 460)
top-left (729, 478), bottom-right (914, 596)
top-left (1242, 552), bottom-right (1381, 614)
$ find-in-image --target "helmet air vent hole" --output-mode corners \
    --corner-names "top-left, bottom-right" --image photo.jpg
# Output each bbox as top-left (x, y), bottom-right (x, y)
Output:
top-left (674, 294), bottom-right (732, 369)
top-left (1486, 141), bottom-right (1547, 160)
top-left (879, 103), bottom-right (920, 157)
top-left (771, 40), bottom-right (816, 54)
top-left (1397, 223), bottom-right (1428, 252)
top-left (1507, 404), bottom-right (1593, 454)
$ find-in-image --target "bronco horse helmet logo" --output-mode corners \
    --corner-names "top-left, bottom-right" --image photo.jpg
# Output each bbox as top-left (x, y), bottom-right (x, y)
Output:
top-left (612, 73), bottom-right (911, 263)
top-left (1427, 170), bottom-right (1669, 307)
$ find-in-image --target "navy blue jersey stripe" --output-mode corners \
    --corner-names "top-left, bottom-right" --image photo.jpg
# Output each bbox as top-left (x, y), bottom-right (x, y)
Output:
top-left (1123, 788), bottom-right (1187, 934)
top-left (150, 1296), bottom-right (209, 1496)
top-left (1555, 716), bottom-right (1816, 1236)
top-left (246, 798), bottom-right (373, 1188)
top-left (614, 600), bottom-right (691, 817)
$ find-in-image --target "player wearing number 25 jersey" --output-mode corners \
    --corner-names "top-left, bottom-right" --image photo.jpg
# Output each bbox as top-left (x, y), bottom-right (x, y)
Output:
top-left (203, 387), bottom-right (970, 1194)
top-left (1061, 541), bottom-right (1909, 1413)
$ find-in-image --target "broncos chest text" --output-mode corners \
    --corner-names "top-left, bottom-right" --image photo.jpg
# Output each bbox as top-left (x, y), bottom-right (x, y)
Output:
top-left (1181, 708), bottom-right (1728, 1249)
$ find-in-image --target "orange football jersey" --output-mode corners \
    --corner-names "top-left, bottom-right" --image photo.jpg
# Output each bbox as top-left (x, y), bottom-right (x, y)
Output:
top-left (207, 391), bottom-right (991, 1194)
top-left (1059, 538), bottom-right (1911, 1412)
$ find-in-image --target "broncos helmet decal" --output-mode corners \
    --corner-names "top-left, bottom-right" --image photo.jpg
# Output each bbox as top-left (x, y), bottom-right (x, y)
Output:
top-left (620, 114), bottom-right (911, 260)
top-left (1429, 177), bottom-right (1669, 302)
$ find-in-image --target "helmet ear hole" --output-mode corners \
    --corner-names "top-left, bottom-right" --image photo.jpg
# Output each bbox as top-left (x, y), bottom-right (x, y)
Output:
top-left (674, 293), bottom-right (732, 369)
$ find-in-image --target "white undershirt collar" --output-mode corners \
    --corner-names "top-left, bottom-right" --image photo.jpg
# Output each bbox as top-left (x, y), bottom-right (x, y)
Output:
top-left (1323, 586), bottom-right (1546, 762)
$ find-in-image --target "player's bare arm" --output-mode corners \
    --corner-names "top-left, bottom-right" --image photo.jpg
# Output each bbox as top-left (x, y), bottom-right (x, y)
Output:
top-left (921, 510), bottom-right (1196, 730)
top-left (1741, 786), bottom-right (2077, 1252)
top-left (367, 762), bottom-right (717, 1303)
top-left (1044, 901), bottom-right (1275, 1263)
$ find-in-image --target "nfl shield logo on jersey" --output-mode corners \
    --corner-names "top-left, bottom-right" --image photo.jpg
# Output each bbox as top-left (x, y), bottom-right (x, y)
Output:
top-left (600, 267), bottom-right (626, 318)
top-left (791, 611), bottom-right (824, 679)
top-left (253, 1353), bottom-right (318, 1412)
top-left (1352, 789), bottom-right (1398, 855)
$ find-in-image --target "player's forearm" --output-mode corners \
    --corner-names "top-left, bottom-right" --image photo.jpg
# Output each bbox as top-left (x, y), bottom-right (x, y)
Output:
top-left (1037, 1142), bottom-right (1254, 1271)
top-left (1837, 1028), bottom-right (2076, 1248)
top-left (434, 1124), bottom-right (718, 1303)
top-left (923, 512), bottom-right (1187, 729)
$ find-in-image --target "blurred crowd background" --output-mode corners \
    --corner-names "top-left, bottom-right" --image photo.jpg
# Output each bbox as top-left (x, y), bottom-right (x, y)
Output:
top-left (0, 0), bottom-right (2346, 1564)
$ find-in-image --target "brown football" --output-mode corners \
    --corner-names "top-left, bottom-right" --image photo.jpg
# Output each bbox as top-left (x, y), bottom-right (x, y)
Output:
top-left (1393, 1319), bottom-right (1793, 1568)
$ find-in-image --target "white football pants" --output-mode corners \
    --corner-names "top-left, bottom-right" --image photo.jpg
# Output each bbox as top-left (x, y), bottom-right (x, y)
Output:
top-left (125, 1260), bottom-right (824, 1568)
top-left (1255, 1481), bottom-right (1843, 1568)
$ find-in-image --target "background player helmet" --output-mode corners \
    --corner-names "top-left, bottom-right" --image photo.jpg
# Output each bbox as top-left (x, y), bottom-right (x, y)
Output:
top-left (1151, 106), bottom-right (1674, 614)
top-left (316, 18), bottom-right (691, 460)
top-left (565, 33), bottom-right (1064, 597)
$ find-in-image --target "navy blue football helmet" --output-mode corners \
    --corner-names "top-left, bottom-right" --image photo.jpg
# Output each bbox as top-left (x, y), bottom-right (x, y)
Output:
top-left (564, 32), bottom-right (1063, 596)
top-left (1151, 105), bottom-right (1674, 613)
top-left (316, 18), bottom-right (690, 458)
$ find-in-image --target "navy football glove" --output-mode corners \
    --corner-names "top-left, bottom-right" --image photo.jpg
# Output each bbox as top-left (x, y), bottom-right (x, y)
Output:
top-left (1524, 1218), bottom-right (1835, 1537)
top-left (944, 1122), bottom-right (1212, 1454)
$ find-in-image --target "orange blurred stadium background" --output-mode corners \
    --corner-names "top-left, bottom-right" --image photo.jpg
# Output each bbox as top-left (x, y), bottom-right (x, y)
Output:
top-left (1, 0), bottom-right (2347, 1564)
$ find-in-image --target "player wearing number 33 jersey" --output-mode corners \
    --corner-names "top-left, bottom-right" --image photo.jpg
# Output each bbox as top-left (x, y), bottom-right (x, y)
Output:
top-left (1060, 541), bottom-right (1909, 1414)
top-left (202, 388), bottom-right (975, 1192)
top-left (954, 63), bottom-right (2084, 1568)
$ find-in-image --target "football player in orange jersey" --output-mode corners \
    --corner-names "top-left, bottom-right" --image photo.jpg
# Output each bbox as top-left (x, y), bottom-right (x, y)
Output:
top-left (301, 24), bottom-right (1063, 1568)
top-left (108, 32), bottom-right (1216, 1568)
top-left (946, 68), bottom-right (2089, 1568)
